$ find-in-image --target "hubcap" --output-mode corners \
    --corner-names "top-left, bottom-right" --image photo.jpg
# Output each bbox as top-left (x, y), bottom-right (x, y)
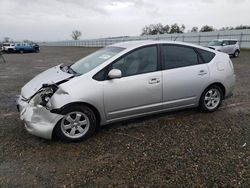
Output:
top-left (235, 51), bottom-right (239, 57)
top-left (61, 111), bottom-right (90, 139)
top-left (204, 89), bottom-right (221, 110)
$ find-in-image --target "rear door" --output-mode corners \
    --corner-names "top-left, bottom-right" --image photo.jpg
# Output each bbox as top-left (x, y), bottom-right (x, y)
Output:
top-left (103, 45), bottom-right (163, 121)
top-left (221, 40), bottom-right (230, 54)
top-left (228, 41), bottom-right (236, 54)
top-left (161, 44), bottom-right (210, 109)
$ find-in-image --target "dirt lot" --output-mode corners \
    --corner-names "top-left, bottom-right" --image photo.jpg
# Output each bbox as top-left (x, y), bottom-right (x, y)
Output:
top-left (0, 47), bottom-right (249, 187)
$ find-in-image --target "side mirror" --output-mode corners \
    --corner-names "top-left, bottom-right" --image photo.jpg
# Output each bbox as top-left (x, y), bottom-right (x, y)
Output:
top-left (108, 69), bottom-right (122, 79)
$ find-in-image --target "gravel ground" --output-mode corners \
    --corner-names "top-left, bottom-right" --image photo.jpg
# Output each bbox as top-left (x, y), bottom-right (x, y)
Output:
top-left (0, 47), bottom-right (249, 187)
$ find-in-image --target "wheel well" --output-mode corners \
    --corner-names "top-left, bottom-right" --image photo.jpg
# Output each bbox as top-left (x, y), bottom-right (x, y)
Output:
top-left (51, 102), bottom-right (101, 140)
top-left (56, 102), bottom-right (101, 125)
top-left (207, 83), bottom-right (226, 98)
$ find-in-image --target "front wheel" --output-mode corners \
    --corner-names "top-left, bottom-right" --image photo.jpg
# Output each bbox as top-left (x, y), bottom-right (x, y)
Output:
top-left (199, 85), bottom-right (223, 112)
top-left (233, 50), bottom-right (240, 58)
top-left (55, 105), bottom-right (97, 142)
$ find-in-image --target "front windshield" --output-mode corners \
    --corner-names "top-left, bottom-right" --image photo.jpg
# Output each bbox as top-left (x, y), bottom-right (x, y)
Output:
top-left (71, 47), bottom-right (125, 75)
top-left (208, 40), bottom-right (222, 46)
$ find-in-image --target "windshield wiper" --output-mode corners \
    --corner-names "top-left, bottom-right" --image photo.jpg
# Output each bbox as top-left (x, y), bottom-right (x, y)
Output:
top-left (62, 65), bottom-right (80, 75)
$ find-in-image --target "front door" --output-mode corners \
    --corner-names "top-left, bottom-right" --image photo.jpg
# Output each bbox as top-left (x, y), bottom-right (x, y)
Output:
top-left (103, 45), bottom-right (162, 121)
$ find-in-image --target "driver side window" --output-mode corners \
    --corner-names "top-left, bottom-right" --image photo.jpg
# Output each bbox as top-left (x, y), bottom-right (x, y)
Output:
top-left (222, 41), bottom-right (229, 46)
top-left (111, 46), bottom-right (157, 77)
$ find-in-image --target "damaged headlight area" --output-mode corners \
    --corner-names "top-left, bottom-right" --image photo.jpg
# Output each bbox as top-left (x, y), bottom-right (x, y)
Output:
top-left (29, 84), bottom-right (58, 109)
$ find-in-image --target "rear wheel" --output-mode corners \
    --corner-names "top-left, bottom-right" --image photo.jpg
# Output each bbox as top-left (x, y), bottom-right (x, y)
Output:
top-left (233, 50), bottom-right (240, 58)
top-left (55, 105), bottom-right (97, 142)
top-left (20, 49), bottom-right (24, 54)
top-left (199, 85), bottom-right (223, 112)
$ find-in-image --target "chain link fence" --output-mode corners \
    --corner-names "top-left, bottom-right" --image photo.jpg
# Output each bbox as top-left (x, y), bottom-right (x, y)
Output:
top-left (42, 29), bottom-right (250, 49)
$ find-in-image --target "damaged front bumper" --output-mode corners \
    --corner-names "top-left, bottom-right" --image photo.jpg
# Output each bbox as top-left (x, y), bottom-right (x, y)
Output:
top-left (16, 95), bottom-right (63, 140)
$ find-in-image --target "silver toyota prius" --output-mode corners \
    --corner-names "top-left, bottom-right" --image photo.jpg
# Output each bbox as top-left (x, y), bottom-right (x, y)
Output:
top-left (17, 41), bottom-right (235, 142)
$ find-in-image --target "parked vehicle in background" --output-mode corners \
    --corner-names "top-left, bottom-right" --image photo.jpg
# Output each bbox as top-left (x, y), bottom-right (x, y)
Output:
top-left (14, 42), bottom-right (39, 53)
top-left (208, 39), bottom-right (240, 57)
top-left (2, 42), bottom-right (15, 53)
top-left (17, 40), bottom-right (235, 142)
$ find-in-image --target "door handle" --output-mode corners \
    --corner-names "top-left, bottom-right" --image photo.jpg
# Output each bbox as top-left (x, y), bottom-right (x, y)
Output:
top-left (149, 78), bottom-right (160, 84)
top-left (198, 70), bottom-right (207, 76)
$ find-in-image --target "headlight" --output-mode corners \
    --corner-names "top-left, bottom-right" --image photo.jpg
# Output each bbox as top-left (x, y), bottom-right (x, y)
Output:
top-left (29, 87), bottom-right (55, 107)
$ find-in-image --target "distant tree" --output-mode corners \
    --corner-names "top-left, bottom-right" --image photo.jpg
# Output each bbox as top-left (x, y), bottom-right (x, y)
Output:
top-left (71, 30), bottom-right (82, 40)
top-left (181, 24), bottom-right (186, 33)
top-left (200, 25), bottom-right (215, 32)
top-left (191, 27), bottom-right (199, 32)
top-left (141, 23), bottom-right (167, 35)
top-left (163, 25), bottom-right (170, 33)
top-left (141, 23), bottom-right (185, 35)
top-left (141, 25), bottom-right (151, 35)
top-left (169, 23), bottom-right (185, 34)
top-left (155, 23), bottom-right (165, 34)
top-left (3, 37), bottom-right (10, 42)
top-left (220, 26), bottom-right (234, 31)
top-left (235, 25), bottom-right (250, 30)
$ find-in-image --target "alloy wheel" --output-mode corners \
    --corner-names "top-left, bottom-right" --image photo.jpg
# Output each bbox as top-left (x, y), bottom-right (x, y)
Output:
top-left (60, 111), bottom-right (90, 139)
top-left (204, 88), bottom-right (221, 110)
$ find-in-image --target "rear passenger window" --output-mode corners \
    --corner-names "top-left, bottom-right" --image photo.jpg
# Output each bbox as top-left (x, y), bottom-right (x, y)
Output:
top-left (196, 48), bottom-right (215, 63)
top-left (161, 45), bottom-right (199, 69)
top-left (229, 41), bottom-right (237, 45)
top-left (222, 41), bottom-right (229, 46)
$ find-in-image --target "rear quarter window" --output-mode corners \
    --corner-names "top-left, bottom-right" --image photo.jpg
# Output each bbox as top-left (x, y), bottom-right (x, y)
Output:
top-left (229, 41), bottom-right (237, 45)
top-left (196, 48), bottom-right (215, 63)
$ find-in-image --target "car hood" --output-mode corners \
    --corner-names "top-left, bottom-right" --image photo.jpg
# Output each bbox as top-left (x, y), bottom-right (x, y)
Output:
top-left (21, 64), bottom-right (73, 99)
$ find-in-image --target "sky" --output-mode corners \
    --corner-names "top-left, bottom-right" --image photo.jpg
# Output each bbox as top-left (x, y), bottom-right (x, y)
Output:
top-left (0, 0), bottom-right (250, 41)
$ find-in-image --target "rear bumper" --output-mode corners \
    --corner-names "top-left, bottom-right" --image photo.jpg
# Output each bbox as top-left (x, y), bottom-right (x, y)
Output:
top-left (224, 74), bottom-right (236, 99)
top-left (16, 96), bottom-right (63, 140)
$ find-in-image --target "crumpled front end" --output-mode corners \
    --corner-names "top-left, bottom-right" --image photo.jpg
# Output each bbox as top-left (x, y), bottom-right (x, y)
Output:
top-left (17, 94), bottom-right (63, 140)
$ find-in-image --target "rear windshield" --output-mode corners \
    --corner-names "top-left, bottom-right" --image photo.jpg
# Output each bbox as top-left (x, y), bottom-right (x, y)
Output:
top-left (229, 41), bottom-right (237, 45)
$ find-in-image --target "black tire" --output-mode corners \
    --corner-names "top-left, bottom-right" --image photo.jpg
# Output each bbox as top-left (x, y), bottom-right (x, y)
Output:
top-left (54, 105), bottom-right (97, 142)
top-left (233, 50), bottom-right (240, 58)
top-left (20, 50), bottom-right (24, 54)
top-left (199, 85), bottom-right (223, 113)
top-left (8, 49), bottom-right (13, 53)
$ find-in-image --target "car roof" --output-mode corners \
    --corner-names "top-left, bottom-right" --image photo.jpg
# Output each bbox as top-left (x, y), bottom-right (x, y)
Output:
top-left (213, 39), bottom-right (238, 41)
top-left (110, 40), bottom-right (213, 52)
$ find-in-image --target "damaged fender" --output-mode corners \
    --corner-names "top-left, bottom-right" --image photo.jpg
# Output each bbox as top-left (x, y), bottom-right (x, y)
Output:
top-left (18, 97), bottom-right (64, 139)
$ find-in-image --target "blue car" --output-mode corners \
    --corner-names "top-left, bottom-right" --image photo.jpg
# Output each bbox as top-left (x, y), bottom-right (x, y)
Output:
top-left (14, 42), bottom-right (40, 53)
